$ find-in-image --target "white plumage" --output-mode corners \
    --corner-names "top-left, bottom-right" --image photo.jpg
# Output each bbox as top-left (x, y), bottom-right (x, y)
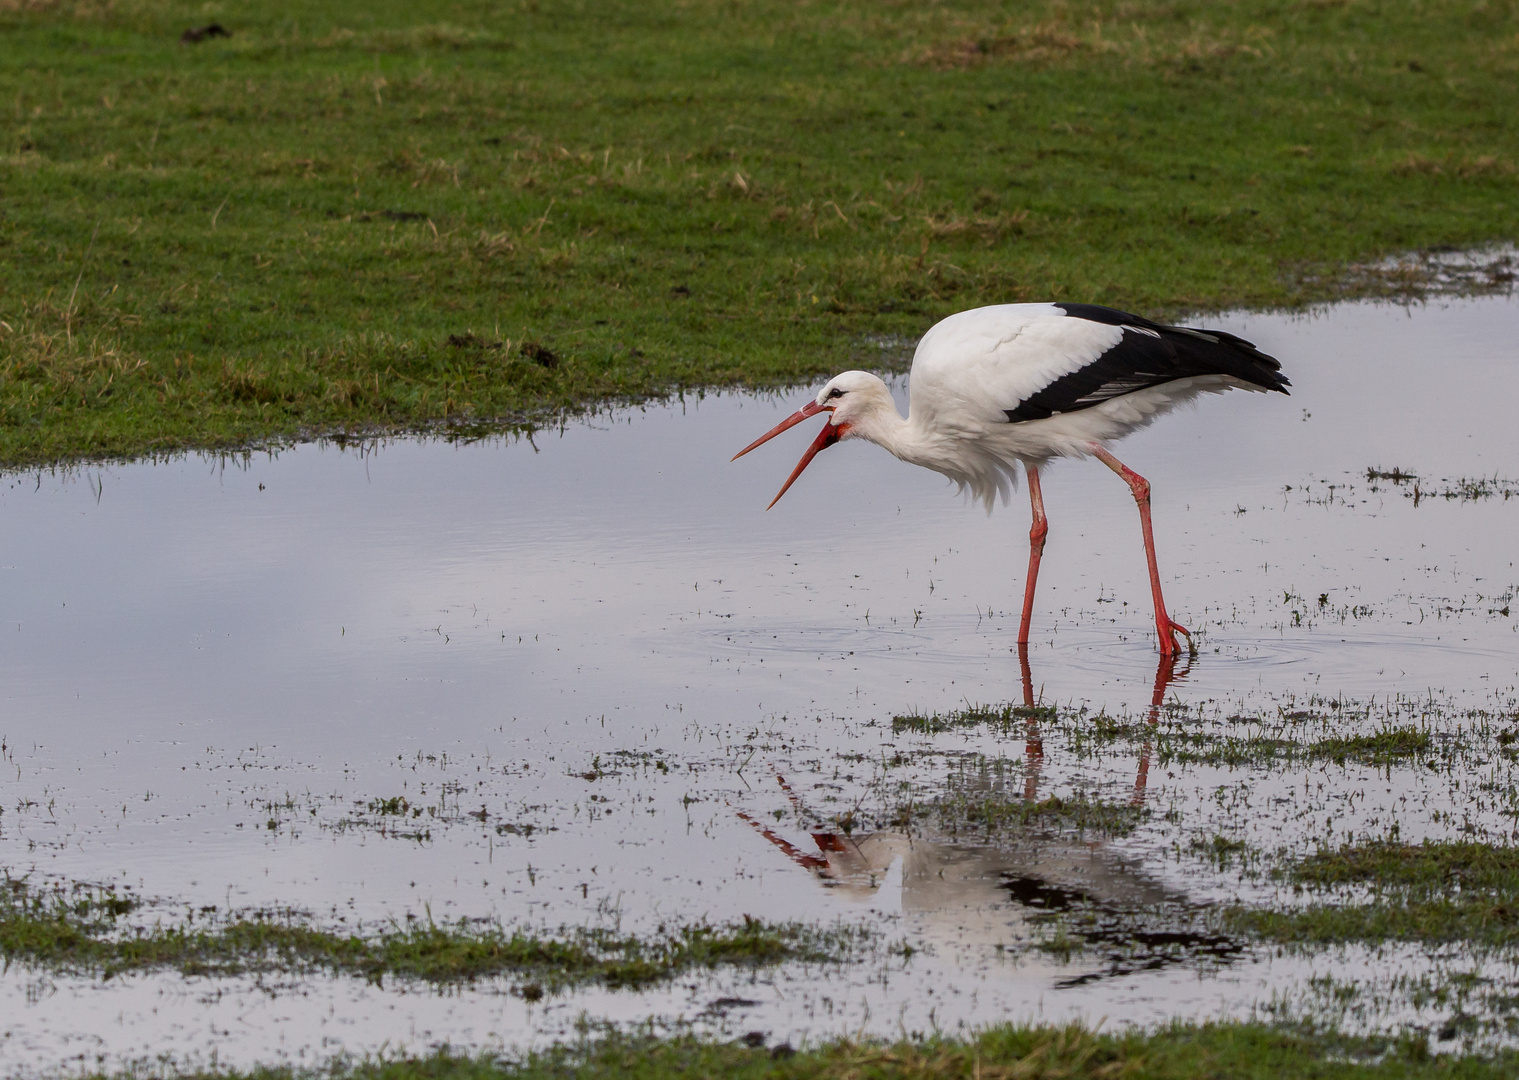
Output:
top-left (733, 302), bottom-right (1289, 657)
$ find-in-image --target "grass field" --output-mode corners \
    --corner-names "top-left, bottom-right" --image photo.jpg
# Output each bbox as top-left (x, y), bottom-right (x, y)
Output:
top-left (3, 0), bottom-right (1518, 467)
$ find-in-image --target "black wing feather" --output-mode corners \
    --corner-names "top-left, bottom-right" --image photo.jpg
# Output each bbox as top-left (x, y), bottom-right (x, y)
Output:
top-left (1006, 303), bottom-right (1289, 423)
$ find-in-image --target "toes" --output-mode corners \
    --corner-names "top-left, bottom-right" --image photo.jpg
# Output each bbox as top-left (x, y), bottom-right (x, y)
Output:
top-left (1168, 621), bottom-right (1198, 656)
top-left (1158, 620), bottom-right (1194, 657)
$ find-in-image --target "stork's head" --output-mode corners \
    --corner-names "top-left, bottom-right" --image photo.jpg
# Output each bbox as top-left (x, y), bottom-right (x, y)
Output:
top-left (731, 371), bottom-right (895, 509)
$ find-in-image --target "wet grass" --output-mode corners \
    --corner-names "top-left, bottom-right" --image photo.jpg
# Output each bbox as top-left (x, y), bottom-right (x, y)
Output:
top-left (1291, 840), bottom-right (1519, 891)
top-left (1307, 728), bottom-right (1434, 767)
top-left (902, 785), bottom-right (1147, 841)
top-left (964, 791), bottom-right (1146, 838)
top-left (1362, 467), bottom-right (1519, 503)
top-left (1230, 841), bottom-right (1519, 950)
top-left (892, 702), bottom-right (1054, 734)
top-left (74, 1021), bottom-right (1519, 1079)
top-left (1156, 723), bottom-right (1435, 769)
top-left (871, 692), bottom-right (1519, 967)
top-left (5, 0), bottom-right (1519, 466)
top-left (895, 696), bottom-right (1437, 772)
top-left (1406, 476), bottom-right (1519, 503)
top-left (0, 880), bottom-right (856, 990)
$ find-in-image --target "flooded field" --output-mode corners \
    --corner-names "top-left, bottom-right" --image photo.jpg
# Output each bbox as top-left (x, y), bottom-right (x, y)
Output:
top-left (1, 295), bottom-right (1517, 1073)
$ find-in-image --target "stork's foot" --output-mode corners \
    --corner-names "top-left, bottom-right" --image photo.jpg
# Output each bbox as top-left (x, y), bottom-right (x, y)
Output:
top-left (1158, 618), bottom-right (1196, 658)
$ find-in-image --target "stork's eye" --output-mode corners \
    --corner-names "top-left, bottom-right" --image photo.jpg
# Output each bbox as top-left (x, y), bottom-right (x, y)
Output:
top-left (826, 387), bottom-right (845, 400)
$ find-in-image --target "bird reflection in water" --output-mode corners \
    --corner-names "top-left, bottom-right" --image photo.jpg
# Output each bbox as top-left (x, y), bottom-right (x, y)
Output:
top-left (1017, 645), bottom-right (1192, 808)
top-left (735, 649), bottom-right (1190, 921)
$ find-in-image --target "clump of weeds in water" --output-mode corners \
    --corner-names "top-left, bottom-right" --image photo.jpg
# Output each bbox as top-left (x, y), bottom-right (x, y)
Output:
top-left (1230, 840), bottom-right (1519, 949)
top-left (0, 879), bottom-right (862, 990)
top-left (1188, 833), bottom-right (1254, 872)
top-left (892, 702), bottom-right (1054, 735)
top-left (897, 755), bottom-right (1147, 841)
top-left (1303, 726), bottom-right (1433, 768)
top-left (1155, 717), bottom-right (1436, 771)
top-left (893, 697), bottom-right (1436, 772)
top-left (1361, 467), bottom-right (1519, 503)
top-left (951, 790), bottom-right (1148, 840)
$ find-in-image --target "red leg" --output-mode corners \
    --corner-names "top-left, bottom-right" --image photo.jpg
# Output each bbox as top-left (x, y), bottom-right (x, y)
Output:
top-left (1017, 462), bottom-right (1048, 646)
top-left (1089, 445), bottom-right (1195, 657)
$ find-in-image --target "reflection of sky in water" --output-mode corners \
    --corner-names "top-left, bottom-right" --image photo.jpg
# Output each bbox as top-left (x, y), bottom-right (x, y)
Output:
top-left (1, 296), bottom-right (1517, 1068)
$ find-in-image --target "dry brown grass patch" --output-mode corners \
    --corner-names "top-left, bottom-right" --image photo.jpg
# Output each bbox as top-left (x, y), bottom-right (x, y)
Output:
top-left (907, 12), bottom-right (1274, 70)
top-left (925, 210), bottom-right (1031, 244)
top-left (1390, 152), bottom-right (1517, 178)
top-left (0, 310), bottom-right (148, 398)
top-left (914, 20), bottom-right (1116, 68)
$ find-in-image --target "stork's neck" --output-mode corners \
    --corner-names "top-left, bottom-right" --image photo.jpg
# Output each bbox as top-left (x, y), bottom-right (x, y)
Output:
top-left (851, 401), bottom-right (934, 466)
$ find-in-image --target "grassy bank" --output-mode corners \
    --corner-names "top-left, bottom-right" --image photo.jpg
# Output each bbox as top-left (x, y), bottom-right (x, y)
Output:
top-left (3, 0), bottom-right (1518, 466)
top-left (77, 1023), bottom-right (1519, 1079)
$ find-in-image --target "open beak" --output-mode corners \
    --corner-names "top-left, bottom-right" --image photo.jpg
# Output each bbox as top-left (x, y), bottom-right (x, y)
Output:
top-left (731, 400), bottom-right (842, 510)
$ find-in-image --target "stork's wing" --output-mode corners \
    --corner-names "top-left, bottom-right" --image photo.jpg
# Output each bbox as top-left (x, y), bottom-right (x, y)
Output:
top-left (909, 302), bottom-right (1288, 429)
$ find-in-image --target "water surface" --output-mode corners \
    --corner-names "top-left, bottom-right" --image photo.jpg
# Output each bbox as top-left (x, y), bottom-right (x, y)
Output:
top-left (1, 296), bottom-right (1517, 1070)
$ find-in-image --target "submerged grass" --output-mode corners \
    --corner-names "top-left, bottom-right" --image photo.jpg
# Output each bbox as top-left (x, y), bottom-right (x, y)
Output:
top-left (897, 696), bottom-right (1435, 772)
top-left (1156, 724), bottom-right (1434, 769)
top-left (1231, 841), bottom-right (1519, 949)
top-left (892, 702), bottom-right (1054, 734)
top-left (4, 0), bottom-right (1519, 466)
top-left (874, 694), bottom-right (1519, 956)
top-left (901, 784), bottom-right (1147, 841)
top-left (75, 1021), bottom-right (1519, 1079)
top-left (1290, 840), bottom-right (1519, 891)
top-left (0, 881), bottom-right (855, 989)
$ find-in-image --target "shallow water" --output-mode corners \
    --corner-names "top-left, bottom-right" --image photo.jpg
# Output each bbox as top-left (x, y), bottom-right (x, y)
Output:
top-left (1, 296), bottom-right (1518, 1071)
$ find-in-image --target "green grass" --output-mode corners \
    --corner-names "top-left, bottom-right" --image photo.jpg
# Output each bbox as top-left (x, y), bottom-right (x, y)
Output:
top-left (1290, 840), bottom-right (1519, 891)
top-left (893, 697), bottom-right (1434, 771)
top-left (4, 0), bottom-right (1519, 466)
top-left (0, 880), bottom-right (856, 989)
top-left (1307, 727), bottom-right (1434, 766)
top-left (902, 786), bottom-right (1147, 840)
top-left (892, 702), bottom-right (1054, 733)
top-left (73, 1022), bottom-right (1519, 1079)
top-left (1157, 724), bottom-right (1433, 768)
top-left (1230, 840), bottom-right (1519, 948)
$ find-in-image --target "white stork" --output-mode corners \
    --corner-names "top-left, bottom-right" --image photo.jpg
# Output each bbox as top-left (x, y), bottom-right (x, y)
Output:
top-left (732, 303), bottom-right (1289, 657)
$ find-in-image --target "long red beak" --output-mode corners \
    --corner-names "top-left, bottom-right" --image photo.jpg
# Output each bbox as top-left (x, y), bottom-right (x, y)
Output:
top-left (731, 400), bottom-right (843, 510)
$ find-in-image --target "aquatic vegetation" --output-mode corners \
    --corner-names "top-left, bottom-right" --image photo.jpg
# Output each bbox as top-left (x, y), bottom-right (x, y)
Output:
top-left (1230, 841), bottom-right (1519, 949)
top-left (0, 880), bottom-right (860, 989)
top-left (892, 702), bottom-right (1054, 734)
